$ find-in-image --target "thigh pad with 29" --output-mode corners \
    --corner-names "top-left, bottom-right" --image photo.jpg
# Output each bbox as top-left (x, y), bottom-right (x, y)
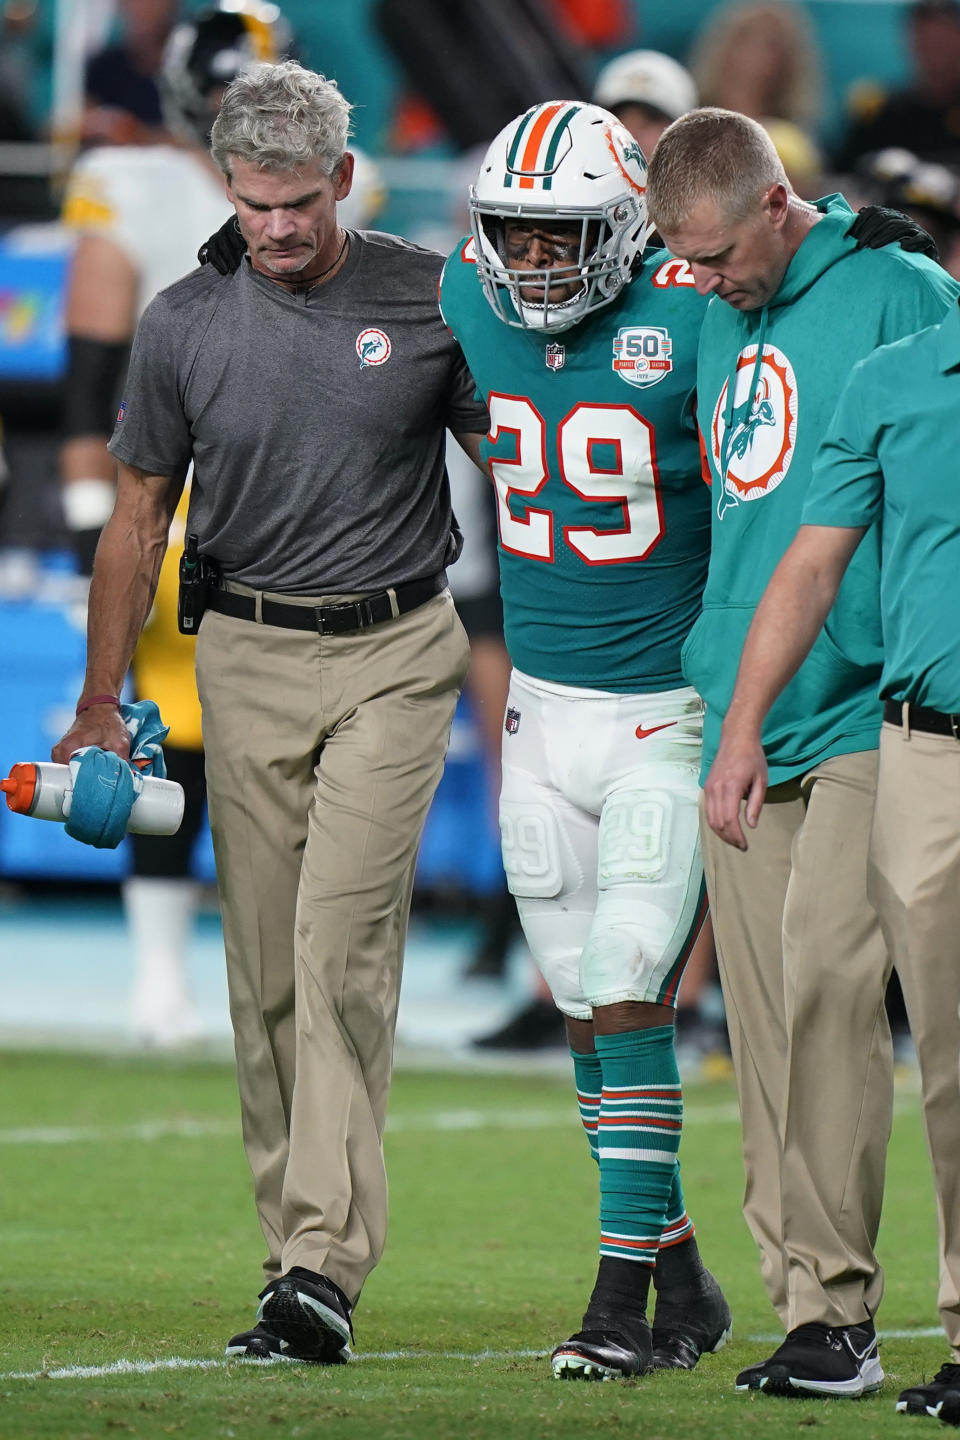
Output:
top-left (499, 799), bottom-right (564, 900)
top-left (580, 776), bottom-right (703, 1009)
top-left (499, 795), bottom-right (597, 1017)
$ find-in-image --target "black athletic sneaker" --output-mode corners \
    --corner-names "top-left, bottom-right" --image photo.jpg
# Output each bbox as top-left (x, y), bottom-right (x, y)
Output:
top-left (896, 1362), bottom-right (960, 1418)
top-left (252, 1270), bottom-right (353, 1364)
top-left (735, 1320), bottom-right (883, 1397)
top-left (650, 1267), bottom-right (732, 1370)
top-left (551, 1321), bottom-right (652, 1380)
top-left (224, 1321), bottom-right (349, 1364)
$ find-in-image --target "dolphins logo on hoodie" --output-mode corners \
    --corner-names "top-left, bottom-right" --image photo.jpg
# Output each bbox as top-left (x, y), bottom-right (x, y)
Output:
top-left (711, 342), bottom-right (798, 520)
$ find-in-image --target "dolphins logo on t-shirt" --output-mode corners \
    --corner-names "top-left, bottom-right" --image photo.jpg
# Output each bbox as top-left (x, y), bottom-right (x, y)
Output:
top-left (356, 328), bottom-right (392, 367)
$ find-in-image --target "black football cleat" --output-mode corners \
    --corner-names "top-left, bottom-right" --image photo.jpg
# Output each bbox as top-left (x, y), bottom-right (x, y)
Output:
top-left (650, 1267), bottom-right (732, 1370)
top-left (551, 1321), bottom-right (653, 1380)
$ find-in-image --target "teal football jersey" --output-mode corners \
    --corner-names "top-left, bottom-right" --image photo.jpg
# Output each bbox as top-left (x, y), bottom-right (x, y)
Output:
top-left (441, 239), bottom-right (711, 692)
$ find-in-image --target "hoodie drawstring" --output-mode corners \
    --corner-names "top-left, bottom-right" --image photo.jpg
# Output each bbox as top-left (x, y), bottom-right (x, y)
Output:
top-left (718, 306), bottom-right (769, 519)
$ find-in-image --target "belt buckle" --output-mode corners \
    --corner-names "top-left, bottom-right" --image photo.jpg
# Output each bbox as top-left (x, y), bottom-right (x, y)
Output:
top-left (951, 714), bottom-right (960, 741)
top-left (315, 599), bottom-right (370, 635)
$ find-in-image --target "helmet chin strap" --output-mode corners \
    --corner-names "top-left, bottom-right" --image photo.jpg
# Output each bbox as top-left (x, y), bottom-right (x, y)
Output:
top-left (515, 282), bottom-right (588, 332)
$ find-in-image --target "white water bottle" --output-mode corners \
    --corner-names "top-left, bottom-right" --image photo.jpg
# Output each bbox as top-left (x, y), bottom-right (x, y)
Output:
top-left (1, 762), bottom-right (184, 836)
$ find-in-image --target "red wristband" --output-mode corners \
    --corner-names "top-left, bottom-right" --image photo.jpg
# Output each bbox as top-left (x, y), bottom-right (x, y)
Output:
top-left (75, 694), bottom-right (122, 715)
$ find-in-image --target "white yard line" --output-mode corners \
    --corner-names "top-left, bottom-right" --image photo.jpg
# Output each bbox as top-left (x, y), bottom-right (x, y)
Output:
top-left (1, 1330), bottom-right (947, 1383)
top-left (0, 1103), bottom-right (739, 1147)
top-left (0, 1118), bottom-right (237, 1145)
top-left (0, 1092), bottom-right (924, 1147)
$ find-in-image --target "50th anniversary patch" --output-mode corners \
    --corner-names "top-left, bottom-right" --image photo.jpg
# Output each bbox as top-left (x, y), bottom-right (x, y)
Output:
top-left (612, 326), bottom-right (673, 388)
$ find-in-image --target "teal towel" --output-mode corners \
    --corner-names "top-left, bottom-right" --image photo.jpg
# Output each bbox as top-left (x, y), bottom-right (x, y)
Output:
top-left (64, 700), bottom-right (170, 849)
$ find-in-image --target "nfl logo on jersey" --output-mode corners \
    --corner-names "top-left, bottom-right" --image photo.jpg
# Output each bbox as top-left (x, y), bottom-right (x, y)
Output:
top-left (545, 343), bottom-right (565, 371)
top-left (505, 707), bottom-right (521, 735)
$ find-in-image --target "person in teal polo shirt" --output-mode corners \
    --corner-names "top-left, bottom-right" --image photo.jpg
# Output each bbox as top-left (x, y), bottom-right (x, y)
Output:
top-left (702, 300), bottom-right (960, 1423)
top-left (646, 106), bottom-right (959, 1400)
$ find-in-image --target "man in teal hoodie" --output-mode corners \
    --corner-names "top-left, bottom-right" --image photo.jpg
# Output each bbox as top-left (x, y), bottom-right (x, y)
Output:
top-left (700, 304), bottom-right (960, 1424)
top-left (646, 107), bottom-right (959, 1399)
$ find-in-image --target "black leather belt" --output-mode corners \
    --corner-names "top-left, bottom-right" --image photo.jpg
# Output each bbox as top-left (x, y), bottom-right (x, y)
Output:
top-left (207, 574), bottom-right (445, 635)
top-left (883, 699), bottom-right (960, 739)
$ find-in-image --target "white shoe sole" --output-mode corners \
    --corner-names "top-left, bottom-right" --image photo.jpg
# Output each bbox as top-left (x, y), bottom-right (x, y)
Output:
top-left (551, 1352), bottom-right (623, 1381)
top-left (754, 1358), bottom-right (884, 1398)
top-left (710, 1324), bottom-right (733, 1354)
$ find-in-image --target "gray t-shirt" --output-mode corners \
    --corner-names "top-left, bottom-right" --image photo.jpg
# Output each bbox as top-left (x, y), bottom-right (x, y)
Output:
top-left (108, 229), bottom-right (489, 594)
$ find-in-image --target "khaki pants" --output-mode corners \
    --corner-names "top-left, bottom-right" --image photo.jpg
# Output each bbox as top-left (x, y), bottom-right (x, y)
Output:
top-left (702, 750), bottom-right (893, 1330)
top-left (196, 589), bottom-right (469, 1303)
top-left (869, 721), bottom-right (960, 1355)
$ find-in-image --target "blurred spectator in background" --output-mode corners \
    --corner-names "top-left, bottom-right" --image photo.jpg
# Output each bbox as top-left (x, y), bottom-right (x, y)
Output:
top-left (552, 0), bottom-right (634, 50)
top-left (685, 3), bottom-right (825, 199)
top-left (836, 0), bottom-right (960, 171)
top-left (592, 48), bottom-right (697, 159)
top-left (82, 0), bottom-right (180, 147)
top-left (59, 1), bottom-right (291, 1045)
top-left (126, 485), bottom-right (206, 1046)
top-left (375, 0), bottom-right (590, 153)
top-left (60, 2), bottom-right (267, 569)
top-left (761, 117), bottom-right (824, 199)
top-left (688, 1), bottom-right (822, 137)
top-left (855, 145), bottom-right (960, 278)
top-left (0, 0), bottom-right (38, 142)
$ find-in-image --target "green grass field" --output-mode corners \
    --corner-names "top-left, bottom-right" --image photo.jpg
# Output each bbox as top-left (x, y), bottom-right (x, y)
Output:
top-left (0, 1050), bottom-right (949, 1439)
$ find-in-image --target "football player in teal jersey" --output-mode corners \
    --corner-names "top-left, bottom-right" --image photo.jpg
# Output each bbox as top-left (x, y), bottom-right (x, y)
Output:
top-left (440, 101), bottom-right (731, 1381)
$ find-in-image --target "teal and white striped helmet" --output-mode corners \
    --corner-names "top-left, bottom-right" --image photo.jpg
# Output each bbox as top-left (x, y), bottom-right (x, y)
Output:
top-left (469, 101), bottom-right (652, 332)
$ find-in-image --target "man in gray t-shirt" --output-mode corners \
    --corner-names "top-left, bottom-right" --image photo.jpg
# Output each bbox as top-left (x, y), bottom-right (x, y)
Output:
top-left (53, 60), bottom-right (488, 1364)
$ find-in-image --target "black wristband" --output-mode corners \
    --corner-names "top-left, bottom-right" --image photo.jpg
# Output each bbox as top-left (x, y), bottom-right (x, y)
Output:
top-left (61, 336), bottom-right (129, 439)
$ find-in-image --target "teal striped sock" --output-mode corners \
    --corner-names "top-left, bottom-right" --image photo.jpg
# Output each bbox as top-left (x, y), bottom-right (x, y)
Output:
top-left (595, 1025), bottom-right (682, 1266)
top-left (570, 1047), bottom-right (602, 1164)
top-left (662, 1164), bottom-right (695, 1248)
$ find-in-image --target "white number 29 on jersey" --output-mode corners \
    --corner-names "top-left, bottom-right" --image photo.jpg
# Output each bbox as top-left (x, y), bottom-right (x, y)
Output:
top-left (487, 393), bottom-right (664, 566)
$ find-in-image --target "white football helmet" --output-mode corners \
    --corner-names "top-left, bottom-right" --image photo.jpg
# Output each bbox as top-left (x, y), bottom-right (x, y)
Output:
top-left (469, 101), bottom-right (652, 333)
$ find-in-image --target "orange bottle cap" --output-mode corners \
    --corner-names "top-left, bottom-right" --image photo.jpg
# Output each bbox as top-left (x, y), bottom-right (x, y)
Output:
top-left (1, 763), bottom-right (38, 813)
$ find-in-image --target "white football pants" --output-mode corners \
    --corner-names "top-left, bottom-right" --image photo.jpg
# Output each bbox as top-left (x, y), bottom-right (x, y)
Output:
top-left (499, 669), bottom-right (706, 1019)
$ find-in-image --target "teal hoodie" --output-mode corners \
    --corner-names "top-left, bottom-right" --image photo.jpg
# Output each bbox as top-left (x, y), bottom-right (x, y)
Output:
top-left (685, 195), bottom-right (959, 783)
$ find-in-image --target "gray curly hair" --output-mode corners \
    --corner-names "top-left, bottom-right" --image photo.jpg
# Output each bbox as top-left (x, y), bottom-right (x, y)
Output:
top-left (210, 60), bottom-right (352, 178)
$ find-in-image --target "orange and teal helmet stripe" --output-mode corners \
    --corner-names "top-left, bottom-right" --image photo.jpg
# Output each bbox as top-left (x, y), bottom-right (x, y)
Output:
top-left (504, 103), bottom-right (583, 190)
top-left (504, 106), bottom-right (538, 183)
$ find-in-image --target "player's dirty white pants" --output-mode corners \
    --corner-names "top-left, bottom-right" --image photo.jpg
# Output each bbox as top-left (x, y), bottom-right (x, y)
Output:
top-left (869, 720), bottom-right (960, 1356)
top-left (196, 589), bottom-right (469, 1304)
top-left (499, 671), bottom-right (706, 1015)
top-left (701, 749), bottom-right (893, 1331)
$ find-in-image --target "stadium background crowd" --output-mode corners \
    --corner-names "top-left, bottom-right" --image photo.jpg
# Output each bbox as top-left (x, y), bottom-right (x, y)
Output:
top-left (1, 0), bottom-right (959, 1060)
